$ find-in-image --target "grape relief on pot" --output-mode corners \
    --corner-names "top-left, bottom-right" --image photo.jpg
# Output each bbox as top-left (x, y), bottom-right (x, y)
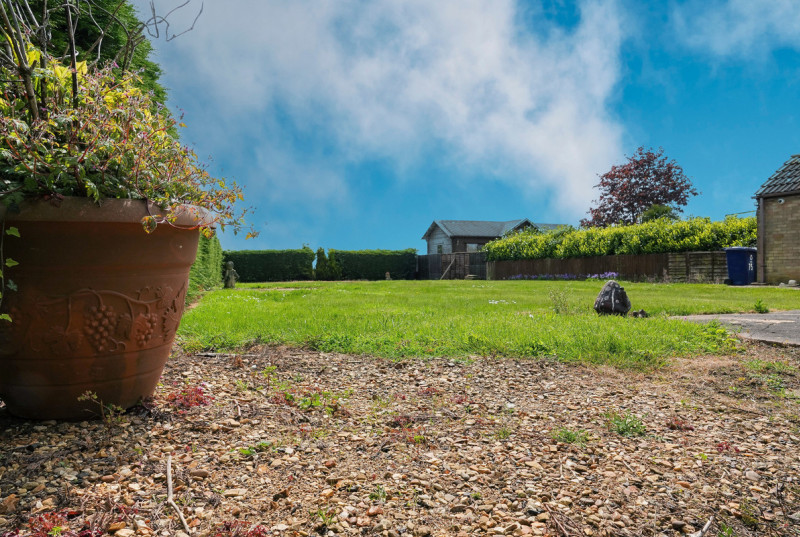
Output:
top-left (0, 284), bottom-right (186, 356)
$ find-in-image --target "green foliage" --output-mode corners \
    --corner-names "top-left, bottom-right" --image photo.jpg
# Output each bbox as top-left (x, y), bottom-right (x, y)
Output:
top-left (0, 50), bottom-right (250, 235)
top-left (552, 427), bottom-right (590, 445)
top-left (0, 224), bottom-right (19, 322)
top-left (485, 217), bottom-right (756, 261)
top-left (223, 247), bottom-right (315, 282)
top-left (26, 0), bottom-right (167, 104)
top-left (187, 234), bottom-right (223, 302)
top-left (605, 411), bottom-right (646, 437)
top-left (743, 359), bottom-right (796, 375)
top-left (314, 247), bottom-right (340, 280)
top-left (327, 248), bottom-right (417, 280)
top-left (494, 427), bottom-right (512, 440)
top-left (369, 484), bottom-right (387, 502)
top-left (754, 299), bottom-right (769, 314)
top-left (640, 204), bottom-right (679, 223)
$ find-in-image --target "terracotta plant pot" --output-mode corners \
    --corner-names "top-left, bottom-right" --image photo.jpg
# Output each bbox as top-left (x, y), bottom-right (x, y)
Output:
top-left (0, 198), bottom-right (203, 420)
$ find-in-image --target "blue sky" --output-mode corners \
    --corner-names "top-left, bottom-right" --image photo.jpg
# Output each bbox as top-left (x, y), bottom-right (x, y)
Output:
top-left (131, 0), bottom-right (800, 252)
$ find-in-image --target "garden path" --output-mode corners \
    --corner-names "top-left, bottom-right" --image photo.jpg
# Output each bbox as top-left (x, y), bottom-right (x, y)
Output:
top-left (681, 309), bottom-right (800, 346)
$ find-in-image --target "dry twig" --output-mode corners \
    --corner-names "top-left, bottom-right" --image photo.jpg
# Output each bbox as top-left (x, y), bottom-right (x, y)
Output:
top-left (166, 453), bottom-right (191, 534)
top-left (687, 515), bottom-right (714, 537)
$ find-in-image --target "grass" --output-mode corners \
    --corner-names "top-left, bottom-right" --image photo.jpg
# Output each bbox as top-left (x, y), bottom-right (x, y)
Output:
top-left (178, 280), bottom-right (799, 369)
top-left (605, 411), bottom-right (647, 437)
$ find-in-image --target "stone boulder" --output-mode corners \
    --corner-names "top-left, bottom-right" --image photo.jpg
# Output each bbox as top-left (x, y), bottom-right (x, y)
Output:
top-left (594, 280), bottom-right (631, 316)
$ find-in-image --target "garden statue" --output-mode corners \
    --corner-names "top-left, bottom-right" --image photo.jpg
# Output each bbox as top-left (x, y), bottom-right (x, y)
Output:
top-left (224, 261), bottom-right (240, 289)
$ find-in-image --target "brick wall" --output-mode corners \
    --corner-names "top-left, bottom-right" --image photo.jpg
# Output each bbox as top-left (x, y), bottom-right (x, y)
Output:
top-left (761, 194), bottom-right (800, 283)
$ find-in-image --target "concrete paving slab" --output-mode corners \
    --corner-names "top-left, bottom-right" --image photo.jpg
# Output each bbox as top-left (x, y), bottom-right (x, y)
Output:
top-left (679, 310), bottom-right (800, 346)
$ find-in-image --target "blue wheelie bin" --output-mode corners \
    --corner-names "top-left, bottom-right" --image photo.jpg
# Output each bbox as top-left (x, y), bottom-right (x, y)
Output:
top-left (724, 247), bottom-right (756, 285)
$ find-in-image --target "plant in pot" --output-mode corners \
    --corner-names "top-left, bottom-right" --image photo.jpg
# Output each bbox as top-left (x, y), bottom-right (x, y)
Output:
top-left (0, 2), bottom-right (251, 419)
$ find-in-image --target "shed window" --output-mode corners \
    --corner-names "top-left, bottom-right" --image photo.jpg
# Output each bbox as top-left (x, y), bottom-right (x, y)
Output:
top-left (466, 243), bottom-right (480, 252)
top-left (437, 244), bottom-right (443, 254)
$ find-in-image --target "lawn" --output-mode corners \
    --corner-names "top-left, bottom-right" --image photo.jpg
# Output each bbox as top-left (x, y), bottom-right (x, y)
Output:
top-left (178, 280), bottom-right (800, 369)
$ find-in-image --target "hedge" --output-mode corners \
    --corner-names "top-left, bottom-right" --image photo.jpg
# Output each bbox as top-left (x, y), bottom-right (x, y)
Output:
top-left (223, 247), bottom-right (315, 282)
top-left (187, 234), bottom-right (224, 302)
top-left (484, 217), bottom-right (757, 261)
top-left (327, 248), bottom-right (417, 280)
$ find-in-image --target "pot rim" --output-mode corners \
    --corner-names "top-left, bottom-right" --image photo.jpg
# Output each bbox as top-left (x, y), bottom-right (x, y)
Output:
top-left (0, 196), bottom-right (213, 228)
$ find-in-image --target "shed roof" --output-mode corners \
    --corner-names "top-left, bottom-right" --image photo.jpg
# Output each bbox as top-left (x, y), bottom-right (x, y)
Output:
top-left (421, 219), bottom-right (561, 240)
top-left (755, 154), bottom-right (800, 197)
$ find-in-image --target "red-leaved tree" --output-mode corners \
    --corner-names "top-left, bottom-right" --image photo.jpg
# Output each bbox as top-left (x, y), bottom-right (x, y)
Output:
top-left (581, 147), bottom-right (698, 227)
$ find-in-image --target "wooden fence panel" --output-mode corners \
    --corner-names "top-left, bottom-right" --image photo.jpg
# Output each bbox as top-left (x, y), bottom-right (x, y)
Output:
top-left (418, 253), bottom-right (487, 279)
top-left (488, 252), bottom-right (727, 282)
top-left (419, 251), bottom-right (727, 282)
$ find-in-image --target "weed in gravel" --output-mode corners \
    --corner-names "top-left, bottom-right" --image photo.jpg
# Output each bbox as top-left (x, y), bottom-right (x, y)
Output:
top-left (716, 522), bottom-right (736, 537)
top-left (605, 411), bottom-right (647, 437)
top-left (164, 382), bottom-right (213, 412)
top-left (271, 387), bottom-right (350, 416)
top-left (450, 393), bottom-right (470, 405)
top-left (738, 498), bottom-right (759, 529)
top-left (551, 427), bottom-right (589, 446)
top-left (259, 365), bottom-right (277, 390)
top-left (495, 427), bottom-right (512, 440)
top-left (3, 511), bottom-right (102, 537)
top-left (665, 416), bottom-right (694, 431)
top-left (369, 484), bottom-right (388, 502)
top-left (755, 374), bottom-right (787, 394)
top-left (77, 391), bottom-right (127, 430)
top-left (716, 441), bottom-right (740, 454)
top-left (312, 508), bottom-right (336, 529)
top-left (238, 441), bottom-right (274, 458)
top-left (744, 359), bottom-right (796, 374)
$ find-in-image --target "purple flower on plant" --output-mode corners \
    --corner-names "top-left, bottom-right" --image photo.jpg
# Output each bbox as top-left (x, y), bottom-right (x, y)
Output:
top-left (506, 271), bottom-right (619, 281)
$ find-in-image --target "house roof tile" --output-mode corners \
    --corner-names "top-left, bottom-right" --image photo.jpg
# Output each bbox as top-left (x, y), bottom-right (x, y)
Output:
top-left (421, 219), bottom-right (563, 240)
top-left (755, 154), bottom-right (800, 197)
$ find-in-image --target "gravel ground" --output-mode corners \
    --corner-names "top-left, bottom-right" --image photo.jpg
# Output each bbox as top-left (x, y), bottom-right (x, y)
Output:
top-left (1, 342), bottom-right (799, 537)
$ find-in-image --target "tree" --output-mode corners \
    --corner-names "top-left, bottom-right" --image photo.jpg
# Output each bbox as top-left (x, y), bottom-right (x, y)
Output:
top-left (639, 204), bottom-right (679, 223)
top-left (25, 0), bottom-right (168, 103)
top-left (0, 0), bottom-right (202, 112)
top-left (581, 147), bottom-right (698, 227)
top-left (315, 247), bottom-right (330, 280)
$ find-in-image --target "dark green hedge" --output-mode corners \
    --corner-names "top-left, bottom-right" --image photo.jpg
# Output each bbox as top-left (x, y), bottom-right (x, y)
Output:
top-left (187, 234), bottom-right (223, 302)
top-left (223, 247), bottom-right (315, 282)
top-left (327, 248), bottom-right (417, 280)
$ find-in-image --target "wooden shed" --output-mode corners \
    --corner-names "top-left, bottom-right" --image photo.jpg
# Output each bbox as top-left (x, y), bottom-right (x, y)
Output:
top-left (755, 154), bottom-right (800, 284)
top-left (421, 219), bottom-right (560, 255)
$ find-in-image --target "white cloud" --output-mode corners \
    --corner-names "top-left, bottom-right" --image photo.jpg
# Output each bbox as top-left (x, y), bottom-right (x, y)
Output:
top-left (135, 0), bottom-right (626, 217)
top-left (672, 0), bottom-right (800, 58)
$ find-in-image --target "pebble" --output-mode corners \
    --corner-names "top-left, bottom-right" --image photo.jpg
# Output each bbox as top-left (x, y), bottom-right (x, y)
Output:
top-left (1, 349), bottom-right (797, 537)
